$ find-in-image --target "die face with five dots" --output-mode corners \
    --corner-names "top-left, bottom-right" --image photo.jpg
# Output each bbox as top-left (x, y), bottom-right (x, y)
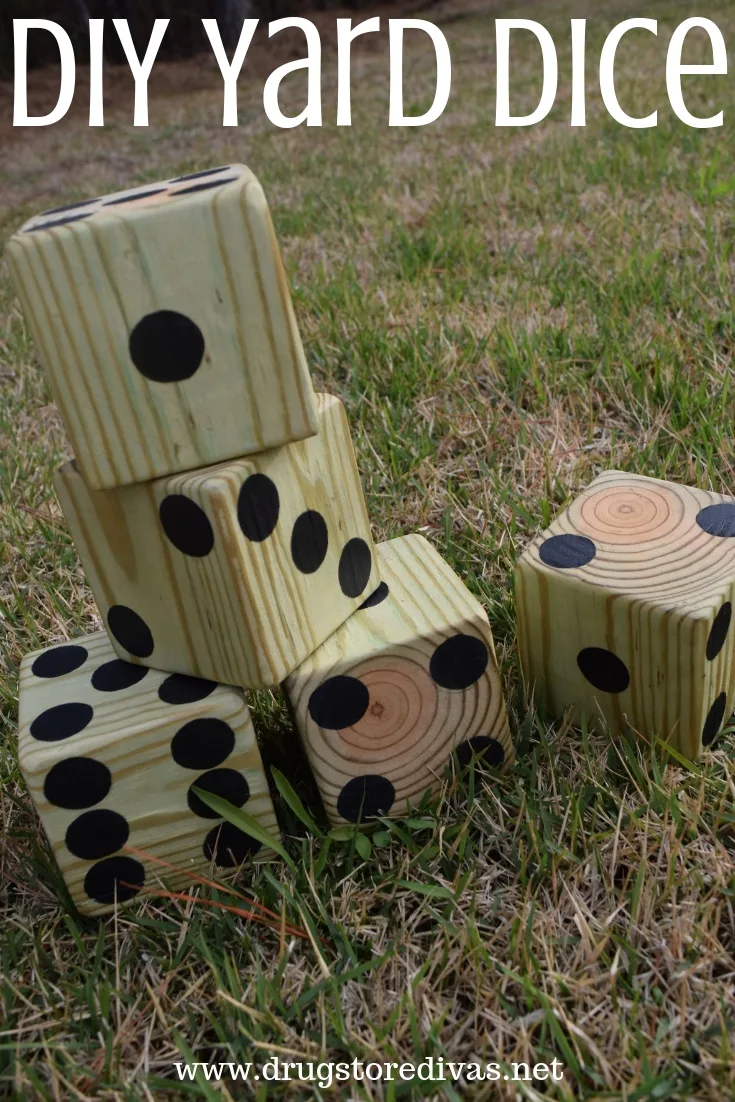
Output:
top-left (285, 534), bottom-right (514, 825)
top-left (5, 164), bottom-right (318, 490)
top-left (515, 470), bottom-right (735, 758)
top-left (18, 631), bottom-right (280, 915)
top-left (54, 394), bottom-right (381, 689)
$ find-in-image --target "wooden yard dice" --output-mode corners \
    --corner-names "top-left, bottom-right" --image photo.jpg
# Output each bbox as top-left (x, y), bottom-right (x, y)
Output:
top-left (5, 164), bottom-right (317, 490)
top-left (54, 394), bottom-right (380, 689)
top-left (17, 631), bottom-right (280, 915)
top-left (285, 535), bottom-right (513, 824)
top-left (515, 470), bottom-right (735, 758)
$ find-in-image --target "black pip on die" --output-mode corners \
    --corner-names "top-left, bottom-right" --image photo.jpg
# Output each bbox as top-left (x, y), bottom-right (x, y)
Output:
top-left (18, 631), bottom-right (280, 915)
top-left (285, 535), bottom-right (514, 824)
top-left (5, 164), bottom-right (318, 491)
top-left (515, 470), bottom-right (735, 758)
top-left (54, 394), bottom-right (381, 689)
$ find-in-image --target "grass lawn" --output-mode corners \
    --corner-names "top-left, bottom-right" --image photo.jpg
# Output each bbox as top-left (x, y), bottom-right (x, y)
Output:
top-left (2, 0), bottom-right (735, 1097)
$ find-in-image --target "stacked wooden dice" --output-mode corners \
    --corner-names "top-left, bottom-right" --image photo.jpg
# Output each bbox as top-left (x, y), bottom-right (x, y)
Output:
top-left (7, 165), bottom-right (514, 915)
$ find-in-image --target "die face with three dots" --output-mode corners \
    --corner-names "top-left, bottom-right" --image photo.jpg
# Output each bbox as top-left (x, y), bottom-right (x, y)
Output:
top-left (285, 534), bottom-right (514, 825)
top-left (515, 470), bottom-right (735, 758)
top-left (54, 394), bottom-right (381, 689)
top-left (17, 631), bottom-right (280, 915)
top-left (4, 164), bottom-right (318, 491)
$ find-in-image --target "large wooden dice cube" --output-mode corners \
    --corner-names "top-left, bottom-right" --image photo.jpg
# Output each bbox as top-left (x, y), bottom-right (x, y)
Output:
top-left (54, 394), bottom-right (380, 688)
top-left (515, 470), bottom-right (735, 757)
top-left (5, 164), bottom-right (317, 489)
top-left (18, 631), bottom-right (280, 915)
top-left (285, 535), bottom-right (513, 824)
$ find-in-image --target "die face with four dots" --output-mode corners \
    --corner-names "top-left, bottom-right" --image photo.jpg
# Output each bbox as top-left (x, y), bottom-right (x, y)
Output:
top-left (54, 394), bottom-right (381, 690)
top-left (17, 631), bottom-right (280, 915)
top-left (4, 164), bottom-right (318, 491)
top-left (515, 470), bottom-right (735, 758)
top-left (285, 534), bottom-right (514, 825)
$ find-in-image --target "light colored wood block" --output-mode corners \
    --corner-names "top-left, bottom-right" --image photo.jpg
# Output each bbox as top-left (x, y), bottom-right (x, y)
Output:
top-left (284, 534), bottom-right (513, 824)
top-left (515, 470), bottom-right (735, 758)
top-left (54, 394), bottom-right (380, 689)
top-left (5, 164), bottom-right (318, 490)
top-left (17, 631), bottom-right (280, 915)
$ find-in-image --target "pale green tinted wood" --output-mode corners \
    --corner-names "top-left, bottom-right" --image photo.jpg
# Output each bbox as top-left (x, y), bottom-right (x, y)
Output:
top-left (18, 631), bottom-right (280, 916)
top-left (515, 470), bottom-right (735, 758)
top-left (285, 535), bottom-right (514, 824)
top-left (5, 165), bottom-right (318, 490)
top-left (54, 395), bottom-right (381, 689)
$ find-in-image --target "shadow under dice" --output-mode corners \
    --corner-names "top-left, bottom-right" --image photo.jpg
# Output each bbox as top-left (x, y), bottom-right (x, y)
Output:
top-left (18, 632), bottom-right (280, 915)
top-left (515, 470), bottom-right (735, 757)
top-left (285, 534), bottom-right (514, 823)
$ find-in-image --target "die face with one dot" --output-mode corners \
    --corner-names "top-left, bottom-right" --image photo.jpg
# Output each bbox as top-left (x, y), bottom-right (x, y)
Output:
top-left (54, 394), bottom-right (381, 689)
top-left (5, 164), bottom-right (318, 490)
top-left (17, 631), bottom-right (279, 915)
top-left (285, 534), bottom-right (514, 825)
top-left (515, 470), bottom-right (735, 758)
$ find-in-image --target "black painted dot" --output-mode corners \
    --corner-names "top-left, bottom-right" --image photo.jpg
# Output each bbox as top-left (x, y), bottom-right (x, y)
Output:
top-left (337, 775), bottom-right (395, 822)
top-left (455, 736), bottom-right (506, 770)
top-left (539, 533), bottom-right (597, 569)
top-left (358, 582), bottom-right (390, 610)
top-left (430, 635), bottom-right (489, 691)
top-left (30, 702), bottom-right (94, 742)
top-left (159, 495), bottom-right (214, 557)
top-left (172, 177), bottom-right (238, 197)
top-left (27, 212), bottom-right (93, 232)
top-left (170, 166), bottom-right (231, 183)
top-left (308, 676), bottom-right (369, 730)
top-left (44, 757), bottom-right (111, 809)
top-left (188, 768), bottom-right (250, 819)
top-left (577, 647), bottom-right (630, 694)
top-left (128, 310), bottom-right (205, 384)
top-left (65, 809), bottom-right (130, 860)
top-left (237, 474), bottom-right (280, 542)
top-left (40, 198), bottom-right (98, 216)
top-left (158, 674), bottom-right (217, 705)
top-left (91, 659), bottom-right (149, 692)
top-left (338, 538), bottom-right (372, 598)
top-left (291, 511), bottom-right (329, 574)
top-left (104, 187), bottom-right (167, 206)
top-left (31, 644), bottom-right (88, 679)
top-left (696, 503), bottom-right (735, 538)
top-left (707, 602), bottom-right (732, 662)
top-left (204, 821), bottom-right (262, 867)
top-left (107, 605), bottom-right (154, 659)
top-left (84, 856), bottom-right (145, 904)
top-left (702, 692), bottom-right (728, 747)
top-left (170, 717), bottom-right (236, 770)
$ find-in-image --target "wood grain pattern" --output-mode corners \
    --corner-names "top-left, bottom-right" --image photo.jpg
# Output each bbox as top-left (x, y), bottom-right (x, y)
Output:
top-left (54, 395), bottom-right (381, 689)
top-left (18, 631), bottom-right (280, 916)
top-left (515, 470), bottom-right (735, 758)
top-left (5, 165), bottom-right (317, 490)
top-left (285, 535), bottom-right (513, 824)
